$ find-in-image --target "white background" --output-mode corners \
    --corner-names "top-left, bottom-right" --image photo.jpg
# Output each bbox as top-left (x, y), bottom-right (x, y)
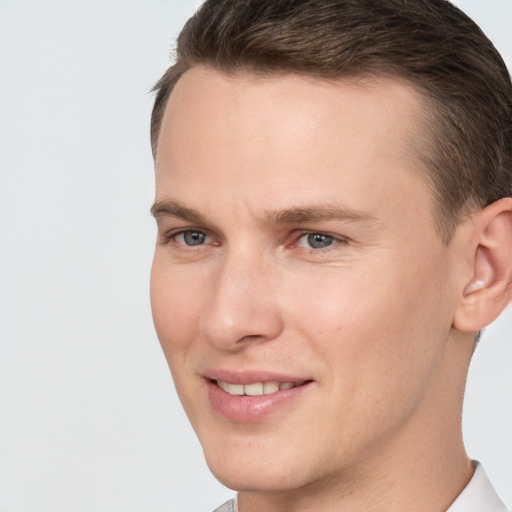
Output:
top-left (0, 1), bottom-right (510, 511)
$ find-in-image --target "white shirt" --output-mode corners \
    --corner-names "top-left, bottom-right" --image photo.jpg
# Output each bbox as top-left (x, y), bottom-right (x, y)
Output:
top-left (222, 462), bottom-right (508, 512)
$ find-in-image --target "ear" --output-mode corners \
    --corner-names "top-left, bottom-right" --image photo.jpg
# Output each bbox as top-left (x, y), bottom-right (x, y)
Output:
top-left (453, 197), bottom-right (512, 332)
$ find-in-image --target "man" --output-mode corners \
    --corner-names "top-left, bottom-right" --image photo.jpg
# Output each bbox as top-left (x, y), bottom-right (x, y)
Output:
top-left (149, 1), bottom-right (512, 510)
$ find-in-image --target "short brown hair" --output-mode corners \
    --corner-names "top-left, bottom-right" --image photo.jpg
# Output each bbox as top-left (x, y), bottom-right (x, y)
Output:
top-left (151, 0), bottom-right (512, 241)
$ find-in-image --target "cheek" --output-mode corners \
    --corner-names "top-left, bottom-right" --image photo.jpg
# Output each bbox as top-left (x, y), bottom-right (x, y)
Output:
top-left (150, 255), bottom-right (202, 361)
top-left (285, 257), bottom-right (452, 400)
top-left (150, 256), bottom-right (209, 422)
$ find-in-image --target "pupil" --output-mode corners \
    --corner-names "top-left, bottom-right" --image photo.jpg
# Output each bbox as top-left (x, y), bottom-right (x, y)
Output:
top-left (308, 233), bottom-right (333, 249)
top-left (184, 231), bottom-right (205, 246)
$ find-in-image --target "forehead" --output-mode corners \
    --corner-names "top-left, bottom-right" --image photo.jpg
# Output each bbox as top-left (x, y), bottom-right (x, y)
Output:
top-left (155, 67), bottom-right (432, 223)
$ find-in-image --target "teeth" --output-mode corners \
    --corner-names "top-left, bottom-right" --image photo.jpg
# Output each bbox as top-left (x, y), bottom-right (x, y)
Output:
top-left (263, 381), bottom-right (279, 394)
top-left (216, 380), bottom-right (299, 396)
top-left (244, 382), bottom-right (263, 396)
top-left (228, 384), bottom-right (244, 396)
top-left (217, 380), bottom-right (229, 392)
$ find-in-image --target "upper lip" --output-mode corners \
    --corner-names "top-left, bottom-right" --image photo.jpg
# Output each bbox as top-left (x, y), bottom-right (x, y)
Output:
top-left (203, 369), bottom-right (312, 385)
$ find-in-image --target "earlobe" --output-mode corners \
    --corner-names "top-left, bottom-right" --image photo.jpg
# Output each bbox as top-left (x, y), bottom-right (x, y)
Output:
top-left (454, 197), bottom-right (512, 333)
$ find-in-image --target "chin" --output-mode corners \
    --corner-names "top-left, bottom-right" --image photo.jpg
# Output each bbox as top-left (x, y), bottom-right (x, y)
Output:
top-left (203, 449), bottom-right (310, 492)
top-left (210, 466), bottom-right (305, 493)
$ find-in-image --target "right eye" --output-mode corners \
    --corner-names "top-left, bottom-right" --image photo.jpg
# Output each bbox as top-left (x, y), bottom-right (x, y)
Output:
top-left (173, 230), bottom-right (211, 246)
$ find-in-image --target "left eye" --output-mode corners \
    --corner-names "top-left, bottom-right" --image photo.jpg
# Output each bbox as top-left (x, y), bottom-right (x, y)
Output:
top-left (296, 232), bottom-right (337, 249)
top-left (174, 230), bottom-right (210, 246)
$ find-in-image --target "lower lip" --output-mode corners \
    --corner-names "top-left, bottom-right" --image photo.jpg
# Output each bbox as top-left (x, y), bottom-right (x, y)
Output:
top-left (206, 380), bottom-right (312, 422)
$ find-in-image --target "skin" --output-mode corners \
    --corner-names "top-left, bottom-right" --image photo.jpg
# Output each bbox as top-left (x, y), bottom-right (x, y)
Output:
top-left (150, 67), bottom-right (504, 511)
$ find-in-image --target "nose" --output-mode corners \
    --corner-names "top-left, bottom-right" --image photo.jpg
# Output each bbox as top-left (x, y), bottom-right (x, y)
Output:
top-left (199, 251), bottom-right (284, 350)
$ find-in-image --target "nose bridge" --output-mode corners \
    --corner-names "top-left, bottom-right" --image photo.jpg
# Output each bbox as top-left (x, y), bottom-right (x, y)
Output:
top-left (199, 245), bottom-right (282, 349)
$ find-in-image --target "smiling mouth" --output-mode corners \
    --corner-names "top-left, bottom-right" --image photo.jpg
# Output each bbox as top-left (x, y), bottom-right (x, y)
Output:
top-left (214, 379), bottom-right (310, 396)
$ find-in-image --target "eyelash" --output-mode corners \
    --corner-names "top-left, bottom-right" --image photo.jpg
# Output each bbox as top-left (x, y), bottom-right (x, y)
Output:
top-left (163, 228), bottom-right (347, 253)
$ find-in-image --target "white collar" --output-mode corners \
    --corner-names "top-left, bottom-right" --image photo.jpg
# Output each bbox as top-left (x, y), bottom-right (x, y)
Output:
top-left (447, 462), bottom-right (508, 512)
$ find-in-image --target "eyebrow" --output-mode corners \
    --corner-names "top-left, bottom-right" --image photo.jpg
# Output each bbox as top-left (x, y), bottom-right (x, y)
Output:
top-left (265, 205), bottom-right (375, 224)
top-left (151, 200), bottom-right (207, 224)
top-left (151, 199), bottom-right (375, 225)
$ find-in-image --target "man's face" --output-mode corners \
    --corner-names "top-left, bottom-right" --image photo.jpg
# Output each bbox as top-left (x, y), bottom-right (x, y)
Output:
top-left (151, 68), bottom-right (463, 491)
